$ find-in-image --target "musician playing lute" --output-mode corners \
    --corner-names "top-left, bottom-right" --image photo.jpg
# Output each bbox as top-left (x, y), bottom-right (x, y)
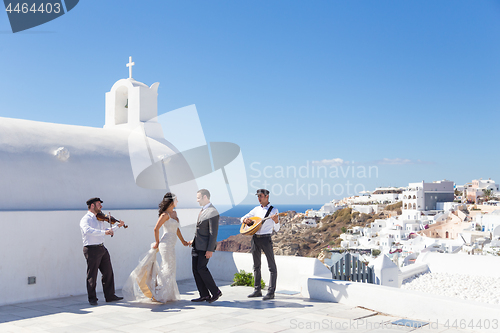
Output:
top-left (240, 189), bottom-right (280, 301)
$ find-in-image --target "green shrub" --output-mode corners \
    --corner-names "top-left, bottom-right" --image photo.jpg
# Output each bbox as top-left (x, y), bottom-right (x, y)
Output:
top-left (232, 270), bottom-right (265, 289)
top-left (372, 249), bottom-right (381, 256)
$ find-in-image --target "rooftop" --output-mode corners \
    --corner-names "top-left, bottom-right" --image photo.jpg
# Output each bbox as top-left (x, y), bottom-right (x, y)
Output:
top-left (0, 279), bottom-right (476, 333)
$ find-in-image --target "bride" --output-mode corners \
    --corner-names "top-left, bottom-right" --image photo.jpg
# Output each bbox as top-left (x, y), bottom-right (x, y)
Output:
top-left (123, 193), bottom-right (188, 302)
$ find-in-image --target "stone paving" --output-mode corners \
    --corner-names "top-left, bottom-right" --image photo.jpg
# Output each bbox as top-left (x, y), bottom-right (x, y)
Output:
top-left (0, 279), bottom-right (479, 333)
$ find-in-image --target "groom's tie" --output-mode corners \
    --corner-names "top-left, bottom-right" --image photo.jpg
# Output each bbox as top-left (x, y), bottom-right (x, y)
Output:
top-left (197, 209), bottom-right (203, 222)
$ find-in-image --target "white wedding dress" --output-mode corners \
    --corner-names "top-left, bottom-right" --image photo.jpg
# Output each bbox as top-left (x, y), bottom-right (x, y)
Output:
top-left (123, 217), bottom-right (181, 303)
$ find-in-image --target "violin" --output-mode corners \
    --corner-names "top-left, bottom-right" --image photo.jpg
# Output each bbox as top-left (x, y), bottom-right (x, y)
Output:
top-left (96, 212), bottom-right (128, 228)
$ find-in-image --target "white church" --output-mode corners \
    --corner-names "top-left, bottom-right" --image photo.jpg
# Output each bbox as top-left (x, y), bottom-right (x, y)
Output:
top-left (0, 58), bottom-right (247, 305)
top-left (2, 60), bottom-right (500, 327)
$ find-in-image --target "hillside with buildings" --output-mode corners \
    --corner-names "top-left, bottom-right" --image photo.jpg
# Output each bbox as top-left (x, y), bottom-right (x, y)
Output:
top-left (218, 205), bottom-right (398, 257)
top-left (217, 178), bottom-right (500, 306)
top-left (218, 178), bottom-right (500, 263)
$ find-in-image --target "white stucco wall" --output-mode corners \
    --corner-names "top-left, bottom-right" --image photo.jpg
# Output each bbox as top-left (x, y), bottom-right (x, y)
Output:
top-left (0, 209), bottom-right (198, 306)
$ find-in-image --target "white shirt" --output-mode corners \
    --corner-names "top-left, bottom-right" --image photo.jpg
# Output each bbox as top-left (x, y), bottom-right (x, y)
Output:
top-left (80, 211), bottom-right (119, 246)
top-left (241, 204), bottom-right (280, 235)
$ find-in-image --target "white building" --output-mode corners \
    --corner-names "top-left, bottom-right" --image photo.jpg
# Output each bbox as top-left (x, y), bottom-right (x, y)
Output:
top-left (340, 238), bottom-right (360, 248)
top-left (465, 178), bottom-right (500, 203)
top-left (401, 180), bottom-right (454, 220)
top-left (339, 227), bottom-right (364, 248)
top-left (402, 235), bottom-right (430, 255)
top-left (301, 219), bottom-right (317, 227)
top-left (472, 210), bottom-right (500, 238)
top-left (379, 234), bottom-right (396, 250)
top-left (0, 59), bottom-right (247, 305)
top-left (345, 187), bottom-right (401, 205)
top-left (352, 204), bottom-right (379, 214)
top-left (404, 222), bottom-right (421, 238)
top-left (387, 228), bottom-right (405, 243)
top-left (306, 201), bottom-right (342, 218)
top-left (363, 219), bottom-right (387, 238)
top-left (0, 72), bottom-right (189, 210)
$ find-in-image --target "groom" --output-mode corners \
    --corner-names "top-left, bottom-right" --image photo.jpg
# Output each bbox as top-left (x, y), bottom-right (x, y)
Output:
top-left (189, 189), bottom-right (222, 303)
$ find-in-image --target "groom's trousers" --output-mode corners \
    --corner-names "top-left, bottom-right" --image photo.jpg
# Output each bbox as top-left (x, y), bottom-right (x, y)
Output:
top-left (192, 249), bottom-right (218, 297)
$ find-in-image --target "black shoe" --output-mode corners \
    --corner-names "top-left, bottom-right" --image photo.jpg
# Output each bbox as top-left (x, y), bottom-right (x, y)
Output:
top-left (263, 294), bottom-right (275, 300)
top-left (89, 300), bottom-right (98, 306)
top-left (247, 290), bottom-right (262, 298)
top-left (191, 296), bottom-right (210, 302)
top-left (106, 295), bottom-right (123, 302)
top-left (207, 290), bottom-right (222, 303)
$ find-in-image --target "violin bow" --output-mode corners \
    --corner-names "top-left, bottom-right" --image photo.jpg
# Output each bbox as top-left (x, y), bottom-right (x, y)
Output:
top-left (109, 211), bottom-right (113, 237)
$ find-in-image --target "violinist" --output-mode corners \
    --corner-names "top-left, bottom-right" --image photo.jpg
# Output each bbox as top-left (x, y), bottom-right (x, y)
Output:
top-left (79, 197), bottom-right (125, 306)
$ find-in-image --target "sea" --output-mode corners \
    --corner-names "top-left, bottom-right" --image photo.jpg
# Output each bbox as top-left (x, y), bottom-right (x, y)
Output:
top-left (217, 203), bottom-right (322, 241)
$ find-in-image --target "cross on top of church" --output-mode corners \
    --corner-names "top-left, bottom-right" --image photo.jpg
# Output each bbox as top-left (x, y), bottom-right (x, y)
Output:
top-left (126, 56), bottom-right (135, 79)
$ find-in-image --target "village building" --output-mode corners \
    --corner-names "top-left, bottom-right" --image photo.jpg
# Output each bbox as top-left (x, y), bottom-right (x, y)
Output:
top-left (465, 178), bottom-right (500, 203)
top-left (401, 180), bottom-right (454, 220)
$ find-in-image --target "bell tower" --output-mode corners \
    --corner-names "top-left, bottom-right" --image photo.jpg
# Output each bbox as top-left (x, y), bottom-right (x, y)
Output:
top-left (104, 57), bottom-right (160, 130)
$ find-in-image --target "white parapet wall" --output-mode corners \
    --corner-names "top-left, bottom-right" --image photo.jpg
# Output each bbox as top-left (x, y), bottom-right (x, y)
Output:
top-left (208, 251), bottom-right (332, 297)
top-left (0, 209), bottom-right (198, 306)
top-left (416, 252), bottom-right (500, 277)
top-left (308, 278), bottom-right (500, 326)
top-left (399, 263), bottom-right (429, 285)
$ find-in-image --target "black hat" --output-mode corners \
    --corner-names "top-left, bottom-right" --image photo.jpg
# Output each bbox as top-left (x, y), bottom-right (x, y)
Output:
top-left (256, 189), bottom-right (270, 196)
top-left (86, 197), bottom-right (103, 206)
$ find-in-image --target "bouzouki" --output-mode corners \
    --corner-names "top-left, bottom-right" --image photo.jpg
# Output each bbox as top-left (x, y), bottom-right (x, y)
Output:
top-left (240, 213), bottom-right (287, 235)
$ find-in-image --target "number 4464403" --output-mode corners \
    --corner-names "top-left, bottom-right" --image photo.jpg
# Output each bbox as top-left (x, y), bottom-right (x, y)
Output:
top-left (444, 319), bottom-right (498, 330)
top-left (5, 2), bottom-right (62, 14)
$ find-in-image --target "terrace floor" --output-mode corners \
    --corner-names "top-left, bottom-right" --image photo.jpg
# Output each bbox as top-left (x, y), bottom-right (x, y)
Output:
top-left (0, 279), bottom-right (478, 333)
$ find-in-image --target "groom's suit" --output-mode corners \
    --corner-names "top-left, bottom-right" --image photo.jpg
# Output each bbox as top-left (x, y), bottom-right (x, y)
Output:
top-left (192, 204), bottom-right (220, 298)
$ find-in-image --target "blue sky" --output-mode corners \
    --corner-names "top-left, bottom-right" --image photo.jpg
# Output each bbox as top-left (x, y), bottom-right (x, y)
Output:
top-left (1, 1), bottom-right (499, 204)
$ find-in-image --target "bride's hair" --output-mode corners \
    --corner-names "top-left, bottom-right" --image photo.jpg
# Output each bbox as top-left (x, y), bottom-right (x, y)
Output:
top-left (159, 192), bottom-right (176, 216)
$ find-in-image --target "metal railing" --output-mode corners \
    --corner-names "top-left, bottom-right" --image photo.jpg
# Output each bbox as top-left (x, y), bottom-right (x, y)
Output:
top-left (331, 253), bottom-right (374, 283)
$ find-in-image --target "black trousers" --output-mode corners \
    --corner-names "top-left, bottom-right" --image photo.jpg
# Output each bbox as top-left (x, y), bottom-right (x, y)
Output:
top-left (192, 249), bottom-right (218, 298)
top-left (251, 234), bottom-right (277, 294)
top-left (83, 245), bottom-right (115, 302)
